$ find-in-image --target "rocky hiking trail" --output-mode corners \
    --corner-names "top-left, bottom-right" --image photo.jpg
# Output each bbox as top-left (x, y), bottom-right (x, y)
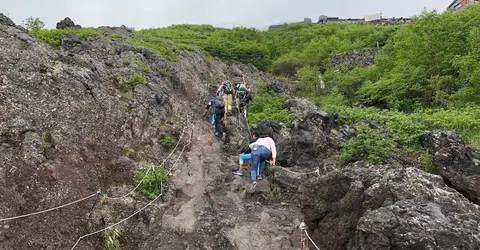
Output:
top-left (153, 112), bottom-right (307, 250)
top-left (1, 13), bottom-right (480, 250)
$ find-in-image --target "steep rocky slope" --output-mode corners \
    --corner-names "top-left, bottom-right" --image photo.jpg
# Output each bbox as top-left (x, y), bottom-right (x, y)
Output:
top-left (1, 14), bottom-right (480, 250)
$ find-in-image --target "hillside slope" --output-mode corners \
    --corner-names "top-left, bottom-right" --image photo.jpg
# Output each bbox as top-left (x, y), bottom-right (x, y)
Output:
top-left (1, 14), bottom-right (480, 250)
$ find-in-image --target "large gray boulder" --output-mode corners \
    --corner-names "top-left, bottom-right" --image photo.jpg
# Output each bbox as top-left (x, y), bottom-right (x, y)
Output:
top-left (251, 98), bottom-right (337, 170)
top-left (422, 129), bottom-right (480, 204)
top-left (277, 166), bottom-right (480, 250)
top-left (56, 17), bottom-right (82, 30)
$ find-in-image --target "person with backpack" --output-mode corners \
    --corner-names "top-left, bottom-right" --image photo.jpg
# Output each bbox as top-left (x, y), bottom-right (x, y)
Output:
top-left (249, 136), bottom-right (277, 185)
top-left (204, 96), bottom-right (226, 137)
top-left (217, 80), bottom-right (234, 114)
top-left (234, 134), bottom-right (258, 176)
top-left (236, 82), bottom-right (248, 101)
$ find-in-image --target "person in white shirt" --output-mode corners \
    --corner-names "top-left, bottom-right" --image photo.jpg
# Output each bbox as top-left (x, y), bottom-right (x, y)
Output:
top-left (249, 136), bottom-right (277, 185)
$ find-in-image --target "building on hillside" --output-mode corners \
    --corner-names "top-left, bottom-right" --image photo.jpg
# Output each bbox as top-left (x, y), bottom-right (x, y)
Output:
top-left (447, 0), bottom-right (480, 12)
top-left (317, 14), bottom-right (412, 25)
top-left (317, 15), bottom-right (363, 24)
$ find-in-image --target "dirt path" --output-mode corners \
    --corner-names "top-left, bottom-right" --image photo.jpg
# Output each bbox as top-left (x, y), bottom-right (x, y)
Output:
top-left (157, 119), bottom-right (305, 250)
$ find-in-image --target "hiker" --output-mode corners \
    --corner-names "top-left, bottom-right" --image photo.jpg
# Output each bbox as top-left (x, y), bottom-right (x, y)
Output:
top-left (249, 136), bottom-right (277, 185)
top-left (204, 96), bottom-right (226, 137)
top-left (234, 134), bottom-right (258, 176)
top-left (235, 82), bottom-right (248, 102)
top-left (217, 80), bottom-right (234, 114)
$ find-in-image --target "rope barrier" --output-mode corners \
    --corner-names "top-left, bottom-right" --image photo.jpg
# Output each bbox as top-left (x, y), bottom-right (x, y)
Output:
top-left (305, 230), bottom-right (320, 250)
top-left (0, 193), bottom-right (96, 222)
top-left (70, 190), bottom-right (164, 250)
top-left (300, 221), bottom-right (320, 250)
top-left (71, 120), bottom-right (196, 249)
top-left (267, 162), bottom-right (320, 176)
top-left (105, 114), bottom-right (189, 200)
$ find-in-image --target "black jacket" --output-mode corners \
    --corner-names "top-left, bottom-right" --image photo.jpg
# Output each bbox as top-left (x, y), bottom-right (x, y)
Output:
top-left (242, 138), bottom-right (258, 154)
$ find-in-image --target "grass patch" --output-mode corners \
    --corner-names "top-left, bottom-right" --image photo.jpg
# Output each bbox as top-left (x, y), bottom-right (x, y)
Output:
top-left (41, 131), bottom-right (50, 148)
top-left (160, 136), bottom-right (176, 149)
top-left (247, 80), bottom-right (295, 125)
top-left (420, 149), bottom-right (438, 174)
top-left (124, 58), bottom-right (151, 75)
top-left (104, 227), bottom-right (122, 250)
top-left (34, 28), bottom-right (100, 47)
top-left (339, 123), bottom-right (396, 166)
top-left (127, 37), bottom-right (176, 61)
top-left (119, 72), bottom-right (146, 99)
top-left (134, 161), bottom-right (170, 199)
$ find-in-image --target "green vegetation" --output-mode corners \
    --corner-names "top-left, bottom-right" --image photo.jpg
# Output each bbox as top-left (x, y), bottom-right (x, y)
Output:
top-left (134, 161), bottom-right (169, 199)
top-left (41, 131), bottom-right (50, 148)
top-left (104, 227), bottom-right (122, 250)
top-left (23, 6), bottom-right (480, 167)
top-left (35, 28), bottom-right (100, 47)
top-left (420, 149), bottom-right (438, 174)
top-left (247, 81), bottom-right (294, 124)
top-left (120, 72), bottom-right (147, 98)
top-left (22, 16), bottom-right (45, 36)
top-left (339, 124), bottom-right (396, 165)
top-left (124, 58), bottom-right (151, 75)
top-left (160, 136), bottom-right (176, 149)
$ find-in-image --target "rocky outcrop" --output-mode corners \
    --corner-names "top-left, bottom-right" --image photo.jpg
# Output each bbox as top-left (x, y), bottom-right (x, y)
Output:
top-left (96, 25), bottom-right (134, 38)
top-left (422, 130), bottom-right (480, 204)
top-left (275, 166), bottom-right (480, 250)
top-left (332, 48), bottom-right (380, 70)
top-left (251, 98), bottom-right (337, 170)
top-left (0, 14), bottom-right (278, 249)
top-left (56, 17), bottom-right (82, 30)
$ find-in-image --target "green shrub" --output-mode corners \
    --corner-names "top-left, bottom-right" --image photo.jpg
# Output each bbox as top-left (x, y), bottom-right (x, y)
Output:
top-left (104, 227), bottom-right (122, 250)
top-left (134, 161), bottom-right (169, 199)
top-left (160, 136), bottom-right (176, 148)
top-left (121, 72), bottom-right (147, 91)
top-left (35, 28), bottom-right (100, 47)
top-left (41, 131), bottom-right (50, 148)
top-left (247, 90), bottom-right (295, 125)
top-left (22, 16), bottom-right (45, 37)
top-left (339, 124), bottom-right (396, 165)
top-left (420, 149), bottom-right (438, 174)
top-left (325, 105), bottom-right (480, 151)
top-left (127, 38), bottom-right (176, 61)
top-left (124, 58), bottom-right (151, 74)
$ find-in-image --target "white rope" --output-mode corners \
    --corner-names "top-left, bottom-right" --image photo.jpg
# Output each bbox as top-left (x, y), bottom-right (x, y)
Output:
top-left (105, 115), bottom-right (188, 200)
top-left (105, 165), bottom-right (153, 200)
top-left (166, 123), bottom-right (194, 176)
top-left (267, 162), bottom-right (320, 176)
top-left (0, 193), bottom-right (96, 222)
top-left (70, 192), bottom-right (163, 250)
top-left (305, 230), bottom-right (321, 250)
top-left (72, 116), bottom-right (195, 249)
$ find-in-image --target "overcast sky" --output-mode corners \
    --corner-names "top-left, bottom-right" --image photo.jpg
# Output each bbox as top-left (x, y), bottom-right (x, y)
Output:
top-left (2, 0), bottom-right (454, 30)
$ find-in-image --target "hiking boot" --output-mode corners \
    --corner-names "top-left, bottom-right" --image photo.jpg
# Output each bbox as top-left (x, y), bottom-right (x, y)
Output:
top-left (249, 182), bottom-right (257, 193)
top-left (234, 170), bottom-right (243, 176)
top-left (222, 132), bottom-right (226, 140)
top-left (258, 175), bottom-right (263, 180)
top-left (215, 132), bottom-right (220, 136)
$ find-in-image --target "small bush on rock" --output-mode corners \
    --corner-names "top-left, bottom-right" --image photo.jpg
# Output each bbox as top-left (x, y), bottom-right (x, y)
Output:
top-left (248, 91), bottom-right (294, 125)
top-left (134, 161), bottom-right (169, 199)
top-left (339, 124), bottom-right (396, 165)
top-left (121, 72), bottom-right (147, 92)
top-left (35, 28), bottom-right (100, 47)
top-left (104, 227), bottom-right (122, 250)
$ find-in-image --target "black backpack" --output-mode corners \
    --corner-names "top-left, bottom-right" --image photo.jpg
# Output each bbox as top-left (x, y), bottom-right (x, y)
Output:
top-left (223, 81), bottom-right (233, 94)
top-left (214, 98), bottom-right (225, 109)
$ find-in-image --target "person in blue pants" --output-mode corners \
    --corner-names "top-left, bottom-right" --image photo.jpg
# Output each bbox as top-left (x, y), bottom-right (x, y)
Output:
top-left (234, 134), bottom-right (258, 176)
top-left (250, 136), bottom-right (277, 185)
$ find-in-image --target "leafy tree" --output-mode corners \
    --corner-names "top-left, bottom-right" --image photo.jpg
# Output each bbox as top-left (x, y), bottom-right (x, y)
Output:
top-left (22, 16), bottom-right (45, 36)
